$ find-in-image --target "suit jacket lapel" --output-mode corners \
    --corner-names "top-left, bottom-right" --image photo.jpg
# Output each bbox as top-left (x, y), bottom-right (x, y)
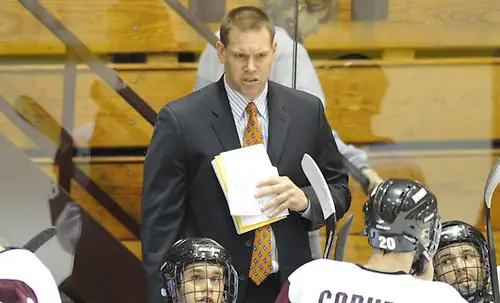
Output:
top-left (211, 77), bottom-right (241, 152)
top-left (267, 82), bottom-right (290, 166)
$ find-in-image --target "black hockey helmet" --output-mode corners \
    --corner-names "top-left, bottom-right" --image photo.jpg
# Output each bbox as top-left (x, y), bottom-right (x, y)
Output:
top-left (361, 179), bottom-right (441, 275)
top-left (160, 237), bottom-right (238, 303)
top-left (433, 221), bottom-right (491, 302)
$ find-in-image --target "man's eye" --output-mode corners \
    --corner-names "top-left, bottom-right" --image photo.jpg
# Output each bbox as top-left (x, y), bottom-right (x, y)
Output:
top-left (464, 253), bottom-right (475, 260)
top-left (441, 258), bottom-right (452, 265)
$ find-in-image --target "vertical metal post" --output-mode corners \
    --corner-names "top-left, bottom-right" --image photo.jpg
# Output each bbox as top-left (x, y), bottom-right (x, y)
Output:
top-left (57, 48), bottom-right (78, 192)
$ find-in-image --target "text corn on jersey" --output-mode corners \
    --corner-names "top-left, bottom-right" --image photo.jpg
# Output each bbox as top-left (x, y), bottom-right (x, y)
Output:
top-left (274, 259), bottom-right (468, 303)
top-left (0, 249), bottom-right (61, 303)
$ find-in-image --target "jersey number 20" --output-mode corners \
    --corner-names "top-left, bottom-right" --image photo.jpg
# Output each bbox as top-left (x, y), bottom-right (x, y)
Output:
top-left (378, 236), bottom-right (396, 250)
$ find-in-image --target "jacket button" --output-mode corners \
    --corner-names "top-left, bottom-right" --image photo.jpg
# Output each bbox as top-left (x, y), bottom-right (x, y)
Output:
top-left (245, 240), bottom-right (252, 247)
top-left (239, 275), bottom-right (246, 281)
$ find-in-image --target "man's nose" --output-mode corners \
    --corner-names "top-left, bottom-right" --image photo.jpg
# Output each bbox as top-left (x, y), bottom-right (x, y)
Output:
top-left (245, 58), bottom-right (257, 72)
top-left (453, 257), bottom-right (467, 272)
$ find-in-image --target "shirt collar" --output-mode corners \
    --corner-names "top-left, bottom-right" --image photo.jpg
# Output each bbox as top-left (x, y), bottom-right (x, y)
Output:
top-left (223, 74), bottom-right (268, 118)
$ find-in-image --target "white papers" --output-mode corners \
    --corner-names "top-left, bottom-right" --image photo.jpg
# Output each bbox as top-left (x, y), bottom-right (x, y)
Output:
top-left (212, 144), bottom-right (289, 234)
top-left (226, 165), bottom-right (277, 215)
top-left (222, 145), bottom-right (275, 215)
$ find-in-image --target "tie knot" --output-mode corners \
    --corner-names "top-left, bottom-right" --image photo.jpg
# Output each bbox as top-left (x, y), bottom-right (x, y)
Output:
top-left (245, 102), bottom-right (258, 117)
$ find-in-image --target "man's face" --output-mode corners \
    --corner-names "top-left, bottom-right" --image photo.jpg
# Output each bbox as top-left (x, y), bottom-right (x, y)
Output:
top-left (216, 27), bottom-right (276, 101)
top-left (434, 243), bottom-right (486, 295)
top-left (179, 262), bottom-right (225, 303)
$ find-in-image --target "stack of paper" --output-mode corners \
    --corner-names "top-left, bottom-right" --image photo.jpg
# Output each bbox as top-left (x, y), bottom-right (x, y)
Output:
top-left (211, 144), bottom-right (289, 234)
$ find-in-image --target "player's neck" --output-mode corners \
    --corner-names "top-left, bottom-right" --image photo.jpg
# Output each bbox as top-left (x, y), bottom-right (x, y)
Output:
top-left (364, 250), bottom-right (413, 274)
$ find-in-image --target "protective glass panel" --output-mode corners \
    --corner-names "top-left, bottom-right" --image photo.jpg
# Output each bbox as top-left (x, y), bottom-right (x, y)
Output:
top-left (0, 0), bottom-right (499, 302)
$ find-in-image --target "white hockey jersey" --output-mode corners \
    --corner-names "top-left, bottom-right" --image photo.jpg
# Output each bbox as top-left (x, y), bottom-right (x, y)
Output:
top-left (0, 248), bottom-right (61, 303)
top-left (275, 259), bottom-right (468, 303)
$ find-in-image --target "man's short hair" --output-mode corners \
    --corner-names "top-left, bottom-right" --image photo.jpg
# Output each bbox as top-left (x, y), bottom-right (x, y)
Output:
top-left (219, 6), bottom-right (276, 46)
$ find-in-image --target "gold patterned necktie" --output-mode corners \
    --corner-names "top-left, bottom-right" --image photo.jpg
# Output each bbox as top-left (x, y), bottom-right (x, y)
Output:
top-left (243, 102), bottom-right (273, 285)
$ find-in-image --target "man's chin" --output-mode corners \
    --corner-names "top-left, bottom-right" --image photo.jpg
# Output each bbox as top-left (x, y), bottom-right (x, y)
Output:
top-left (241, 85), bottom-right (264, 100)
top-left (457, 282), bottom-right (477, 293)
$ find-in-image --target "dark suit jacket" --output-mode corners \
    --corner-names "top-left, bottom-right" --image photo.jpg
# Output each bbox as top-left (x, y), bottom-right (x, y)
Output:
top-left (141, 78), bottom-right (351, 303)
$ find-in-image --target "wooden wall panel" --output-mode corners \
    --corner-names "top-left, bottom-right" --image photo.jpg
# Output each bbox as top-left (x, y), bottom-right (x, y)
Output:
top-left (1, 60), bottom-right (497, 148)
top-left (3, 0), bottom-right (500, 54)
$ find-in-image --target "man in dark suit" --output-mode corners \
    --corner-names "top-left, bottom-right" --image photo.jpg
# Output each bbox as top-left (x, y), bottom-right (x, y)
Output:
top-left (141, 5), bottom-right (351, 303)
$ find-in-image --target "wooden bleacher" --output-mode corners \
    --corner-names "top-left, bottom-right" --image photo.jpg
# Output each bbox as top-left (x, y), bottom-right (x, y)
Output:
top-left (2, 58), bottom-right (500, 148)
top-left (2, 0), bottom-right (500, 274)
top-left (2, 0), bottom-right (500, 56)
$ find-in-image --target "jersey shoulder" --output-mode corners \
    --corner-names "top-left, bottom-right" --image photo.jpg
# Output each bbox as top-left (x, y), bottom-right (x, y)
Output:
top-left (424, 280), bottom-right (468, 302)
top-left (288, 259), bottom-right (356, 284)
top-left (0, 249), bottom-right (61, 303)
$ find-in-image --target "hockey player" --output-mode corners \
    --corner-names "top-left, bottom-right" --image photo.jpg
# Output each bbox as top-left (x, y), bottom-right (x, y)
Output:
top-left (0, 242), bottom-right (61, 303)
top-left (160, 237), bottom-right (238, 303)
top-left (433, 220), bottom-right (494, 303)
top-left (274, 179), bottom-right (467, 303)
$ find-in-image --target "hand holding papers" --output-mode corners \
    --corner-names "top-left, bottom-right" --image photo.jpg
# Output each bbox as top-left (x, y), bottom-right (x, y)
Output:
top-left (212, 144), bottom-right (289, 234)
top-left (221, 145), bottom-right (277, 216)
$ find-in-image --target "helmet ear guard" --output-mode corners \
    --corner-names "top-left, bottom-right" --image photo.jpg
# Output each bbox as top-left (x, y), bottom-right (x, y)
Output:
top-left (411, 216), bottom-right (442, 276)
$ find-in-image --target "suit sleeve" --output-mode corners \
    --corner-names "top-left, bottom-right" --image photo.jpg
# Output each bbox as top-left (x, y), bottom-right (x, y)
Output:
top-left (141, 105), bottom-right (187, 303)
top-left (299, 99), bottom-right (352, 230)
top-left (274, 280), bottom-right (292, 303)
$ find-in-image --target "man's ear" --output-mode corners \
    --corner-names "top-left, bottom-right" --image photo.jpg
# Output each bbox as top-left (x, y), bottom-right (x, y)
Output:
top-left (216, 41), bottom-right (226, 64)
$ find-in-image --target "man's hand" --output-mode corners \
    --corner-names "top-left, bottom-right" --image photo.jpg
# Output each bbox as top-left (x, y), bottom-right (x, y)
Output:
top-left (256, 176), bottom-right (309, 217)
top-left (362, 168), bottom-right (384, 192)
